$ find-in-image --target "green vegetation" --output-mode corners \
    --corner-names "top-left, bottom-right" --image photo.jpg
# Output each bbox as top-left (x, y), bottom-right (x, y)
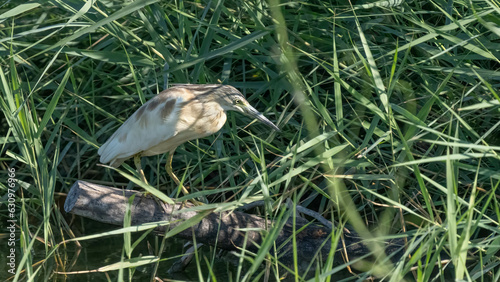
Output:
top-left (1, 0), bottom-right (499, 281)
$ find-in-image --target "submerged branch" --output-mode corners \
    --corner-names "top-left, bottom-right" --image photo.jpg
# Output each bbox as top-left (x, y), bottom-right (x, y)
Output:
top-left (64, 180), bottom-right (406, 268)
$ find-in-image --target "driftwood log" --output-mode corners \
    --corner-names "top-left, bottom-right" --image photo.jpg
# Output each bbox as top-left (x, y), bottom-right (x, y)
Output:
top-left (64, 180), bottom-right (406, 269)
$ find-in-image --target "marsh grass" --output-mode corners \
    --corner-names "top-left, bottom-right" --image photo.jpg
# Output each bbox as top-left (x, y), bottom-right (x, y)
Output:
top-left (1, 0), bottom-right (499, 281)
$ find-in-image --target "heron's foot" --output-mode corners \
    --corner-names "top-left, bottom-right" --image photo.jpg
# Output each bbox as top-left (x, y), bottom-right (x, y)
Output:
top-left (138, 192), bottom-right (170, 212)
top-left (173, 183), bottom-right (202, 206)
top-left (189, 199), bottom-right (204, 206)
top-left (139, 191), bottom-right (159, 199)
top-left (178, 198), bottom-right (203, 207)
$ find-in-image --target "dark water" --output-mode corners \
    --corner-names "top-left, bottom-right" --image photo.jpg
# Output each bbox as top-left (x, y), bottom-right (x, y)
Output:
top-left (0, 218), bottom-right (234, 281)
top-left (1, 217), bottom-right (357, 281)
top-left (55, 219), bottom-right (234, 281)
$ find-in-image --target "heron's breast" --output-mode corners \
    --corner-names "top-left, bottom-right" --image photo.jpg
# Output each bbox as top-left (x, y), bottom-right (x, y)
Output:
top-left (177, 102), bottom-right (227, 136)
top-left (192, 109), bottom-right (227, 136)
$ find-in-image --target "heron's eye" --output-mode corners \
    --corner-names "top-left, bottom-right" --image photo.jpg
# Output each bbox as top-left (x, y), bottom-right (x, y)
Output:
top-left (234, 99), bottom-right (242, 105)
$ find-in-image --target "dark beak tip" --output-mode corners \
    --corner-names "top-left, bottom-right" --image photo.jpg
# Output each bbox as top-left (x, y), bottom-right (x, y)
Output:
top-left (265, 121), bottom-right (280, 132)
top-left (247, 106), bottom-right (280, 132)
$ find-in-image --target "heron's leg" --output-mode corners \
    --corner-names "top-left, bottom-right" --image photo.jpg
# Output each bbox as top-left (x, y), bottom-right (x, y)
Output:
top-left (134, 153), bottom-right (148, 184)
top-left (134, 154), bottom-right (169, 210)
top-left (165, 150), bottom-right (190, 196)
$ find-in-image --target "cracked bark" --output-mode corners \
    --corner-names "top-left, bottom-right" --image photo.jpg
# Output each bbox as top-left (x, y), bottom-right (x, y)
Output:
top-left (64, 180), bottom-right (406, 268)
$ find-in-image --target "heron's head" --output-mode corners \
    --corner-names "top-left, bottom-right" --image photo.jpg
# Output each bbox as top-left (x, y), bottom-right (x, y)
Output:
top-left (215, 85), bottom-right (280, 132)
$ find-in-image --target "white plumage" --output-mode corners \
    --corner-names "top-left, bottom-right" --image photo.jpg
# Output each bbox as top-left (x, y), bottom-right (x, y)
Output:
top-left (97, 84), bottom-right (279, 196)
top-left (98, 85), bottom-right (233, 167)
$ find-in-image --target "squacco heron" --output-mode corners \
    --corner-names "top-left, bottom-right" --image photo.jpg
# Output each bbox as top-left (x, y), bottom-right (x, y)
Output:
top-left (98, 84), bottom-right (279, 197)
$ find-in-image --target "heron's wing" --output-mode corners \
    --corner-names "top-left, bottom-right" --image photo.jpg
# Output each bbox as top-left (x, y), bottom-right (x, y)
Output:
top-left (98, 89), bottom-right (190, 166)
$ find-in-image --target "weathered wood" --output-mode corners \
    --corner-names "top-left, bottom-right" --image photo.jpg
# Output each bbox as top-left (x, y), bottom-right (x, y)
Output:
top-left (64, 180), bottom-right (405, 268)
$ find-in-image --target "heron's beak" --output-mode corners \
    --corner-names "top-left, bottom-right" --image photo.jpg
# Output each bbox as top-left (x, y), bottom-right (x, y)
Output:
top-left (244, 105), bottom-right (280, 132)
